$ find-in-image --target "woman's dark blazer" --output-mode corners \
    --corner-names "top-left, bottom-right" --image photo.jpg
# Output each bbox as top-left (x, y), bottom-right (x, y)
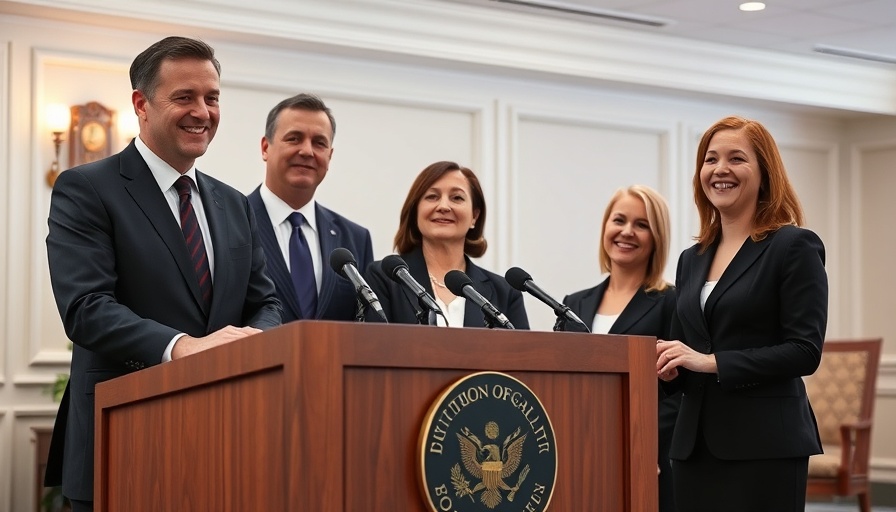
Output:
top-left (563, 278), bottom-right (676, 340)
top-left (364, 247), bottom-right (529, 329)
top-left (564, 278), bottom-right (678, 512)
top-left (562, 278), bottom-right (679, 428)
top-left (667, 225), bottom-right (827, 461)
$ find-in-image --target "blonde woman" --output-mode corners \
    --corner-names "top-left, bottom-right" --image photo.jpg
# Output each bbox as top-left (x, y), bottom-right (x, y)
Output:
top-left (563, 185), bottom-right (677, 512)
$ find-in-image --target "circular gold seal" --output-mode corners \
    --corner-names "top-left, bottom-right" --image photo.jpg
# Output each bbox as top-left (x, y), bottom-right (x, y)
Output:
top-left (418, 372), bottom-right (557, 511)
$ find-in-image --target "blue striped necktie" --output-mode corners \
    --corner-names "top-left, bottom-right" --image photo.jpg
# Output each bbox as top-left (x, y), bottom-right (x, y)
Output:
top-left (288, 212), bottom-right (317, 319)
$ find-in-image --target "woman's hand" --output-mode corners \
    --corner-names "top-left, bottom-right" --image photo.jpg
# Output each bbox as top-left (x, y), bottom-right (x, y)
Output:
top-left (656, 339), bottom-right (717, 379)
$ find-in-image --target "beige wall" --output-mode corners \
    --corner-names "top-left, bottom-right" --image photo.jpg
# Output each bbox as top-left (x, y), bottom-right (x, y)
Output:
top-left (1, 1), bottom-right (896, 510)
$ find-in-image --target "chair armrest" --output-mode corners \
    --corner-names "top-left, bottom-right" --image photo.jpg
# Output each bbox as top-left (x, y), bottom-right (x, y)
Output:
top-left (839, 420), bottom-right (873, 474)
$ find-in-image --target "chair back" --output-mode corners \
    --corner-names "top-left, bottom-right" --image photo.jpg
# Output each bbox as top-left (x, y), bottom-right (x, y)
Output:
top-left (805, 338), bottom-right (882, 445)
top-left (805, 338), bottom-right (882, 512)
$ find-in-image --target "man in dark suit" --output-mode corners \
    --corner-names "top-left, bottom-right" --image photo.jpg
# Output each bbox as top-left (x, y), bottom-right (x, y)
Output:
top-left (45, 36), bottom-right (282, 512)
top-left (248, 93), bottom-right (373, 322)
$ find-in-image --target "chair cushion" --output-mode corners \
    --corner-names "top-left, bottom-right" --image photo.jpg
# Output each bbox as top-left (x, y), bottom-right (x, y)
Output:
top-left (808, 446), bottom-right (841, 477)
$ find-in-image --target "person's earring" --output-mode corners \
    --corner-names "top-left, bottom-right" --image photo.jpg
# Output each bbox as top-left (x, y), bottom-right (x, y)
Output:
top-left (470, 224), bottom-right (475, 230)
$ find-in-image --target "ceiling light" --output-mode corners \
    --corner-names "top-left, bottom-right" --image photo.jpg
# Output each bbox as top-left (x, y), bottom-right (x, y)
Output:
top-left (739, 2), bottom-right (766, 11)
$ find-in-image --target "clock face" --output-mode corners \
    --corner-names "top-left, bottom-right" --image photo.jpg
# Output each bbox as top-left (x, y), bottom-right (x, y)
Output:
top-left (81, 121), bottom-right (108, 153)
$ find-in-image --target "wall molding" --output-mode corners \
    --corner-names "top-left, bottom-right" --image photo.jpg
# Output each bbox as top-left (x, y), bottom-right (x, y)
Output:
top-left (12, 405), bottom-right (58, 418)
top-left (0, 40), bottom-right (9, 386)
top-left (878, 356), bottom-right (896, 397)
top-left (849, 139), bottom-right (896, 399)
top-left (3, 0), bottom-right (896, 114)
top-left (849, 140), bottom-right (896, 346)
top-left (778, 140), bottom-right (841, 334)
top-left (224, 70), bottom-right (495, 261)
top-left (872, 456), bottom-right (896, 484)
top-left (505, 106), bottom-right (678, 269)
top-left (26, 47), bottom-right (130, 368)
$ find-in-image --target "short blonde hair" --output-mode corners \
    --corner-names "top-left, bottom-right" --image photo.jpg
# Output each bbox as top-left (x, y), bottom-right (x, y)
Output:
top-left (598, 185), bottom-right (671, 292)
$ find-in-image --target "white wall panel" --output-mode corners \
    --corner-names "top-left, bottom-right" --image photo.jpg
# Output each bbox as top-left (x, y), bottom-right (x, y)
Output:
top-left (19, 49), bottom-right (130, 381)
top-left (854, 142), bottom-right (896, 482)
top-left (872, 397), bottom-right (896, 483)
top-left (1, 41), bottom-right (9, 386)
top-left (510, 110), bottom-right (673, 331)
top-left (0, 410), bottom-right (9, 511)
top-left (10, 410), bottom-right (56, 512)
top-left (777, 143), bottom-right (841, 336)
top-left (857, 144), bottom-right (896, 345)
top-left (199, 86), bottom-right (484, 259)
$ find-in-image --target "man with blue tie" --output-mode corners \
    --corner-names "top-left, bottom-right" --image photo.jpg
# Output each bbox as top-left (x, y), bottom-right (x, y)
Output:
top-left (248, 94), bottom-right (374, 322)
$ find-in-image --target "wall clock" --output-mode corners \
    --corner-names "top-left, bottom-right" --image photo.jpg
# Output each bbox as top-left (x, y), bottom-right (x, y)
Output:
top-left (69, 101), bottom-right (114, 167)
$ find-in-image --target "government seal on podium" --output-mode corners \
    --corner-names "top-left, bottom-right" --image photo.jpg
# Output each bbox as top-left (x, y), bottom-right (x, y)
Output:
top-left (419, 371), bottom-right (557, 511)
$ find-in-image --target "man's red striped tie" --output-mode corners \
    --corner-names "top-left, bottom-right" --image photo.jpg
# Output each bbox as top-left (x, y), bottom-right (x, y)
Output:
top-left (174, 176), bottom-right (212, 309)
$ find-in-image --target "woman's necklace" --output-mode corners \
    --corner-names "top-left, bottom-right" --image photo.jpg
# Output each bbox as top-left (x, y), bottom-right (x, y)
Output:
top-left (429, 273), bottom-right (447, 289)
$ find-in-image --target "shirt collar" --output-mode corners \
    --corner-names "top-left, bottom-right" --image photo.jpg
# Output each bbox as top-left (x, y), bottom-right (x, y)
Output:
top-left (259, 184), bottom-right (317, 232)
top-left (134, 135), bottom-right (200, 191)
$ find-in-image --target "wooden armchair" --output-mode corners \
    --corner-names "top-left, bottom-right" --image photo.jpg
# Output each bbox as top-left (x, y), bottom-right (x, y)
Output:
top-left (805, 338), bottom-right (882, 512)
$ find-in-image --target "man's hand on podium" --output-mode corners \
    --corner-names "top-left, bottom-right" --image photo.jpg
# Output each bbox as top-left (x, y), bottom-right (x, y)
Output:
top-left (172, 325), bottom-right (261, 359)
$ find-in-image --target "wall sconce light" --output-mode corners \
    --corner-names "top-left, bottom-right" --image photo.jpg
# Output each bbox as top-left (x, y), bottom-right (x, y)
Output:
top-left (45, 104), bottom-right (71, 187)
top-left (44, 101), bottom-right (116, 188)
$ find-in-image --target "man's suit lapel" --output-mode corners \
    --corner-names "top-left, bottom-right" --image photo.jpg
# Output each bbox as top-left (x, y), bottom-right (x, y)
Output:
top-left (315, 204), bottom-right (340, 320)
top-left (247, 188), bottom-right (301, 320)
top-left (121, 145), bottom-right (207, 316)
top-left (196, 171), bottom-right (225, 321)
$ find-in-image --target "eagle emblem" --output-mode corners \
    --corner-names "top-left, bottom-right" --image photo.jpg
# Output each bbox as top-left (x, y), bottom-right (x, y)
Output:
top-left (451, 421), bottom-right (531, 509)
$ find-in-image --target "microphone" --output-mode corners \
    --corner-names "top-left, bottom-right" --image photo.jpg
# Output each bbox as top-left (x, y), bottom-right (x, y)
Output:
top-left (505, 267), bottom-right (590, 333)
top-left (328, 248), bottom-right (387, 322)
top-left (444, 270), bottom-right (514, 329)
top-left (381, 255), bottom-right (444, 325)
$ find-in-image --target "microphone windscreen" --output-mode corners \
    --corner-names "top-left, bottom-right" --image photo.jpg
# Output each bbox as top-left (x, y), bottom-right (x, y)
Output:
top-left (504, 267), bottom-right (532, 291)
top-left (329, 247), bottom-right (357, 277)
top-left (444, 270), bottom-right (473, 297)
top-left (381, 255), bottom-right (409, 281)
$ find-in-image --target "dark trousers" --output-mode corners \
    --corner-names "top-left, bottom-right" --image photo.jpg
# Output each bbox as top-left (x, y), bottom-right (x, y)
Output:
top-left (658, 392), bottom-right (680, 512)
top-left (68, 498), bottom-right (93, 512)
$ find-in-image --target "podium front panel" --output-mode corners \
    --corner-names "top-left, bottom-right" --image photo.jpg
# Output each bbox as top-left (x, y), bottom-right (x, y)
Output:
top-left (95, 322), bottom-right (657, 511)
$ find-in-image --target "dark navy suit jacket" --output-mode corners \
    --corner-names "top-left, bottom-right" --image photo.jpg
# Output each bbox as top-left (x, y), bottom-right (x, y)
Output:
top-left (45, 142), bottom-right (281, 500)
top-left (248, 186), bottom-right (373, 322)
top-left (364, 247), bottom-right (529, 329)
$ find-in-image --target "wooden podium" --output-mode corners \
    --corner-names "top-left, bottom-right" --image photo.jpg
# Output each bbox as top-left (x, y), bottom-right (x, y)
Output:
top-left (94, 321), bottom-right (658, 511)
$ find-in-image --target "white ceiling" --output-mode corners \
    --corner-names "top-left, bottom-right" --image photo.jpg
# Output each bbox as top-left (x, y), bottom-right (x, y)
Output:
top-left (462, 0), bottom-right (896, 65)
